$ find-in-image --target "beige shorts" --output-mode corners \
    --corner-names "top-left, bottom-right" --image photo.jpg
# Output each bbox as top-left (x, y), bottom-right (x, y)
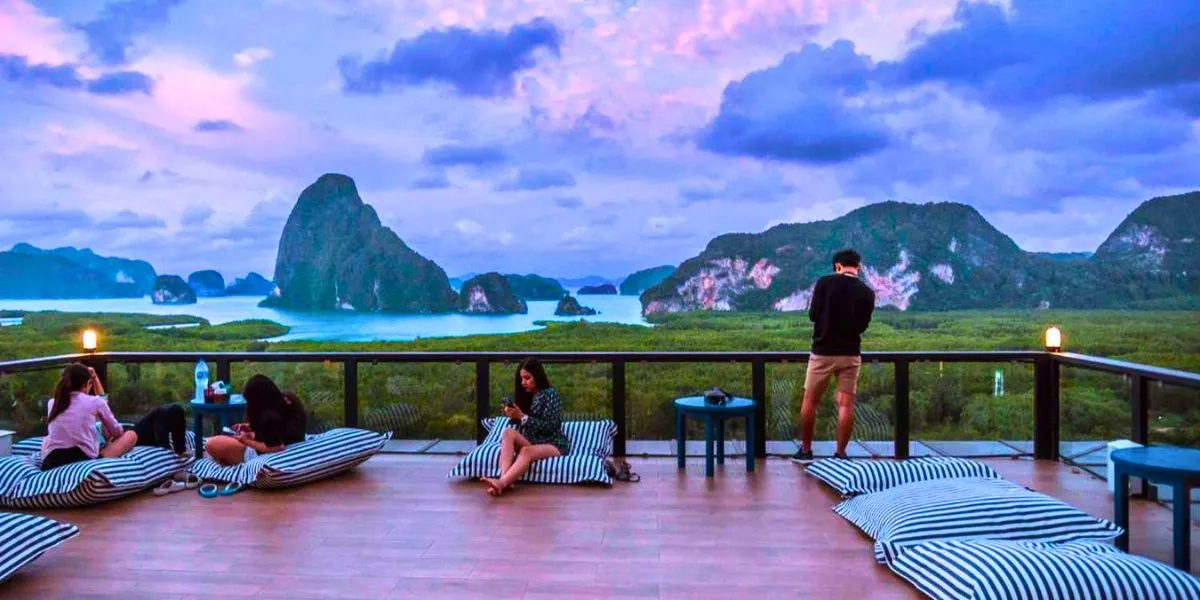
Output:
top-left (805, 355), bottom-right (863, 395)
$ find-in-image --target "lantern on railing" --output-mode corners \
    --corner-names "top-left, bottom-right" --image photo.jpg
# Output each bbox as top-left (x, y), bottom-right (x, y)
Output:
top-left (1044, 326), bottom-right (1062, 353)
top-left (82, 329), bottom-right (98, 353)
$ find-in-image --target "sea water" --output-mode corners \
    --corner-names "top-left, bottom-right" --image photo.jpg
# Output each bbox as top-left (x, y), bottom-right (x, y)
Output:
top-left (0, 294), bottom-right (649, 342)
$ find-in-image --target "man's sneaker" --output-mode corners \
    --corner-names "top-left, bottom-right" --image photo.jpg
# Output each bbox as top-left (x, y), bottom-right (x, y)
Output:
top-left (833, 452), bottom-right (850, 460)
top-left (791, 449), bottom-right (815, 464)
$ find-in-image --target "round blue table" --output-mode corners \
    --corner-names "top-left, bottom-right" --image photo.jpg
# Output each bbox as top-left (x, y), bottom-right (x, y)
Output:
top-left (1111, 446), bottom-right (1199, 571)
top-left (190, 395), bottom-right (246, 459)
top-left (674, 396), bottom-right (756, 477)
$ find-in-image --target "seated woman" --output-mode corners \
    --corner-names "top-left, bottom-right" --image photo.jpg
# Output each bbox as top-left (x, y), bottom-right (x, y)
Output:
top-left (41, 362), bottom-right (189, 471)
top-left (482, 358), bottom-right (569, 496)
top-left (203, 374), bottom-right (306, 466)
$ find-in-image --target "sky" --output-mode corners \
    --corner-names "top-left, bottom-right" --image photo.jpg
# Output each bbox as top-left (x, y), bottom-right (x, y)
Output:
top-left (1, 0), bottom-right (1198, 281)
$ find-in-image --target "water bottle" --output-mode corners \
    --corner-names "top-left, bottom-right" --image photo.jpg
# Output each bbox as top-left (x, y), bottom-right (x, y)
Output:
top-left (194, 360), bottom-right (209, 403)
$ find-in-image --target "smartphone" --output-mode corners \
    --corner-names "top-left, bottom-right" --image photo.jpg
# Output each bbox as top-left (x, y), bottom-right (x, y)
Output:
top-left (500, 397), bottom-right (514, 408)
top-left (221, 427), bottom-right (239, 436)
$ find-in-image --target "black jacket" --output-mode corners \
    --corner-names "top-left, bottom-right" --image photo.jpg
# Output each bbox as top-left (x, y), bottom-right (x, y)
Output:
top-left (808, 273), bottom-right (875, 356)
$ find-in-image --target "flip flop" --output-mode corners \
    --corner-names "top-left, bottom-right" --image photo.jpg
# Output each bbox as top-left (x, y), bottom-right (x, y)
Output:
top-left (198, 482), bottom-right (244, 498)
top-left (153, 479), bottom-right (188, 496)
top-left (181, 473), bottom-right (202, 489)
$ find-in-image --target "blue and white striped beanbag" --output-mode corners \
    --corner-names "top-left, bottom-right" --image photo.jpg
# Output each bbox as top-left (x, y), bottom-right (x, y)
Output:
top-left (190, 428), bottom-right (390, 489)
top-left (834, 477), bottom-right (1123, 565)
top-left (448, 419), bottom-right (616, 485)
top-left (0, 433), bottom-right (196, 509)
top-left (807, 456), bottom-right (1002, 496)
top-left (889, 539), bottom-right (1200, 600)
top-left (0, 512), bottom-right (79, 584)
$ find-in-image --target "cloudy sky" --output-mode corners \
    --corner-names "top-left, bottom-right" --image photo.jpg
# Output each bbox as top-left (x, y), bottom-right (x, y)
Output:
top-left (2, 0), bottom-right (1198, 281)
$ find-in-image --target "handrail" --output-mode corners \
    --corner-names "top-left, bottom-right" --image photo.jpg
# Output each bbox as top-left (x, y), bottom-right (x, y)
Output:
top-left (1051, 352), bottom-right (1200, 388)
top-left (0, 349), bottom-right (1194, 466)
top-left (0, 350), bottom-right (1045, 372)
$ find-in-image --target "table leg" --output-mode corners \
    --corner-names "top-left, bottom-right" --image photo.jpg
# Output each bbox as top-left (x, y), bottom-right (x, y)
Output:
top-left (1114, 466), bottom-right (1130, 552)
top-left (1173, 483), bottom-right (1191, 571)
top-left (746, 414), bottom-right (755, 472)
top-left (676, 410), bottom-right (685, 469)
top-left (193, 413), bottom-right (204, 460)
top-left (716, 418), bottom-right (725, 464)
top-left (704, 417), bottom-right (715, 477)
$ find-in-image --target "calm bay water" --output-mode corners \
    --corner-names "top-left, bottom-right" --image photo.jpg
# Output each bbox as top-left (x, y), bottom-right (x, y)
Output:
top-left (0, 294), bottom-right (649, 342)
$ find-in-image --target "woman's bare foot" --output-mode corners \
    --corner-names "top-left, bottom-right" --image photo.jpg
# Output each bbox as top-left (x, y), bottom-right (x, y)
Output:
top-left (482, 478), bottom-right (505, 496)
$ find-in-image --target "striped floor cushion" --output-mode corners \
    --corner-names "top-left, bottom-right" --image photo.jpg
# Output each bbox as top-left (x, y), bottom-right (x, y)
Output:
top-left (0, 512), bottom-right (79, 584)
top-left (480, 417), bottom-right (617, 458)
top-left (889, 539), bottom-right (1200, 600)
top-left (190, 428), bottom-right (390, 489)
top-left (807, 456), bottom-right (1001, 496)
top-left (448, 418), bottom-right (617, 485)
top-left (0, 433), bottom-right (195, 509)
top-left (834, 477), bottom-right (1123, 565)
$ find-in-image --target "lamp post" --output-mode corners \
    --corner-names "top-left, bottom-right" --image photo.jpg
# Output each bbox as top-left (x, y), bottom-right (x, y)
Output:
top-left (1044, 326), bottom-right (1062, 353)
top-left (82, 329), bottom-right (98, 354)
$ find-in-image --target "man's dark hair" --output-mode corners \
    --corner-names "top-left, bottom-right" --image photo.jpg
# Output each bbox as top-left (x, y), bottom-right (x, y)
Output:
top-left (833, 248), bottom-right (861, 268)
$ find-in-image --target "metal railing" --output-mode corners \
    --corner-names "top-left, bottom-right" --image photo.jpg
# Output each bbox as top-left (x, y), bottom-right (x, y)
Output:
top-left (4, 350), bottom-right (1196, 464)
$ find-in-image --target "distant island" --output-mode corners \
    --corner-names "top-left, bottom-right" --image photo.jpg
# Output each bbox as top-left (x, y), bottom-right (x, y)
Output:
top-left (0, 243), bottom-right (155, 299)
top-left (578, 283), bottom-right (618, 295)
top-left (152, 275), bottom-right (196, 305)
top-left (504, 274), bottom-right (567, 301)
top-left (555, 294), bottom-right (596, 316)
top-left (225, 272), bottom-right (273, 296)
top-left (643, 192), bottom-right (1200, 315)
top-left (459, 273), bottom-right (527, 314)
top-left (620, 265), bottom-right (674, 296)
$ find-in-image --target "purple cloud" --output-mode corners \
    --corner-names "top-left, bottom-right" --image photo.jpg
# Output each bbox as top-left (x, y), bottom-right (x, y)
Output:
top-left (96, 209), bottom-right (166, 230)
top-left (77, 0), bottom-right (186, 66)
top-left (495, 167), bottom-right (576, 191)
top-left (338, 17), bottom-right (562, 97)
top-left (86, 70), bottom-right (154, 95)
top-left (193, 119), bottom-right (244, 133)
top-left (880, 0), bottom-right (1200, 108)
top-left (180, 205), bottom-right (213, 227)
top-left (698, 41), bottom-right (890, 164)
top-left (1, 54), bottom-right (154, 96)
top-left (0, 54), bottom-right (83, 89)
top-left (422, 144), bottom-right (507, 167)
top-left (409, 171), bottom-right (451, 190)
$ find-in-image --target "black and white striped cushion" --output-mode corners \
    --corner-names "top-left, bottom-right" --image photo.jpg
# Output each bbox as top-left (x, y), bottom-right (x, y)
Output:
top-left (0, 434), bottom-right (196, 509)
top-left (0, 512), bottom-right (79, 584)
top-left (447, 444), bottom-right (612, 485)
top-left (834, 477), bottom-right (1123, 564)
top-left (807, 456), bottom-right (1002, 496)
top-left (190, 428), bottom-right (390, 489)
top-left (889, 539), bottom-right (1200, 600)
top-left (480, 417), bottom-right (616, 457)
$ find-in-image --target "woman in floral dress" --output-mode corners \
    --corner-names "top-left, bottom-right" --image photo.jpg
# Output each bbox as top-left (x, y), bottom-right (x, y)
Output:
top-left (482, 358), bottom-right (569, 496)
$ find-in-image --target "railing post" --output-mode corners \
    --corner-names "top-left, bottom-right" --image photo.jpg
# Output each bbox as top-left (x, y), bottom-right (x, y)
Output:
top-left (1130, 374), bottom-right (1150, 498)
top-left (752, 359), bottom-right (766, 458)
top-left (216, 359), bottom-right (231, 387)
top-left (92, 359), bottom-right (108, 392)
top-left (1033, 355), bottom-right (1060, 461)
top-left (343, 360), bottom-right (358, 428)
top-left (894, 359), bottom-right (910, 460)
top-left (475, 360), bottom-right (489, 444)
top-left (612, 359), bottom-right (626, 457)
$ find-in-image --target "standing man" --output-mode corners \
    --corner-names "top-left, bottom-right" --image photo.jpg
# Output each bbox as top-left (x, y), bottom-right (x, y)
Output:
top-left (792, 248), bottom-right (875, 463)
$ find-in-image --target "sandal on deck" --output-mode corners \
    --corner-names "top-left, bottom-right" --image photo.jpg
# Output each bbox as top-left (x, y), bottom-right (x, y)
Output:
top-left (610, 459), bottom-right (641, 483)
top-left (153, 479), bottom-right (188, 496)
top-left (198, 482), bottom-right (244, 498)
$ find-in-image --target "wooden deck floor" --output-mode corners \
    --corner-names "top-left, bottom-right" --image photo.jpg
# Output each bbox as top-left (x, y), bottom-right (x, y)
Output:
top-left (3, 456), bottom-right (1196, 599)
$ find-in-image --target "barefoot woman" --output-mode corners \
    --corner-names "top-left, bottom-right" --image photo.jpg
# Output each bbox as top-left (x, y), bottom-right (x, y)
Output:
top-left (483, 358), bottom-right (568, 496)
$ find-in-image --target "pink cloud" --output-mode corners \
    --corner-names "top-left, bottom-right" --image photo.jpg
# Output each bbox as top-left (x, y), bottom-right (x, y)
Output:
top-left (0, 0), bottom-right (84, 64)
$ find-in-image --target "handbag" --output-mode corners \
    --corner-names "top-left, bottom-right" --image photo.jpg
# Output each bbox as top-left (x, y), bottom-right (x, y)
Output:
top-left (703, 387), bottom-right (732, 405)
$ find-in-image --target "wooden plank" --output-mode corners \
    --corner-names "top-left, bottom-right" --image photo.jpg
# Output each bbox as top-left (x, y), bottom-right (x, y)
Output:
top-left (1, 454), bottom-right (1193, 600)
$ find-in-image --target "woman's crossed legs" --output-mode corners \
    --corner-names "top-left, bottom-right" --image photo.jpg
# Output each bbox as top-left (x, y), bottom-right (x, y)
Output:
top-left (482, 428), bottom-right (560, 496)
